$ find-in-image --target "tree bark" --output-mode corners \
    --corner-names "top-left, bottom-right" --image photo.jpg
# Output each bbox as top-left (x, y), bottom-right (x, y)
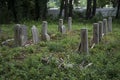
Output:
top-left (8, 0), bottom-right (18, 22)
top-left (116, 0), bottom-right (120, 18)
top-left (64, 0), bottom-right (68, 20)
top-left (35, 0), bottom-right (40, 20)
top-left (42, 0), bottom-right (48, 20)
top-left (86, 0), bottom-right (92, 19)
top-left (68, 0), bottom-right (73, 17)
top-left (92, 0), bottom-right (97, 17)
top-left (111, 0), bottom-right (118, 8)
top-left (59, 0), bottom-right (64, 18)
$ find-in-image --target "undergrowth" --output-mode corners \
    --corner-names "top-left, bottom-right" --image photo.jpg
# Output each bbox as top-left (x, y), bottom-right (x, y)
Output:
top-left (0, 19), bottom-right (120, 80)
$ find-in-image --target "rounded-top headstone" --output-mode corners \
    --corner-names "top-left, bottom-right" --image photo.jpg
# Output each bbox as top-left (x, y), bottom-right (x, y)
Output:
top-left (32, 25), bottom-right (39, 44)
top-left (41, 21), bottom-right (50, 41)
top-left (59, 19), bottom-right (63, 26)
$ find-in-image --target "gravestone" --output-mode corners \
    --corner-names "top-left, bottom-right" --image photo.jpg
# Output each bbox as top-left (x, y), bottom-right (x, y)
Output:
top-left (14, 24), bottom-right (21, 46)
top-left (14, 24), bottom-right (28, 46)
top-left (41, 21), bottom-right (50, 41)
top-left (68, 17), bottom-right (72, 31)
top-left (78, 28), bottom-right (89, 54)
top-left (0, 27), bottom-right (1, 33)
top-left (98, 21), bottom-right (103, 41)
top-left (0, 29), bottom-right (1, 36)
top-left (108, 17), bottom-right (112, 32)
top-left (31, 25), bottom-right (39, 44)
top-left (58, 19), bottom-right (66, 34)
top-left (19, 25), bottom-right (28, 46)
top-left (103, 19), bottom-right (107, 35)
top-left (93, 23), bottom-right (99, 44)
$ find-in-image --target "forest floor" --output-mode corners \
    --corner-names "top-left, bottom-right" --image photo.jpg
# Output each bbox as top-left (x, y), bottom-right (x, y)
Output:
top-left (0, 19), bottom-right (120, 80)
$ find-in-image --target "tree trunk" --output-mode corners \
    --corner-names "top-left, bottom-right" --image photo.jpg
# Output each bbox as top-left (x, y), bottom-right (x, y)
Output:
top-left (42, 0), bottom-right (48, 20)
top-left (116, 0), bottom-right (120, 18)
top-left (59, 0), bottom-right (64, 18)
top-left (86, 0), bottom-right (92, 19)
top-left (35, 0), bottom-right (40, 20)
top-left (68, 0), bottom-right (73, 17)
top-left (112, 0), bottom-right (117, 8)
top-left (64, 0), bottom-right (68, 20)
top-left (92, 0), bottom-right (97, 17)
top-left (8, 0), bottom-right (18, 22)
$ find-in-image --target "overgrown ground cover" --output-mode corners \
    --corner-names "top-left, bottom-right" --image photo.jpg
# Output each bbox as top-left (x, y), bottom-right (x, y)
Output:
top-left (0, 19), bottom-right (120, 80)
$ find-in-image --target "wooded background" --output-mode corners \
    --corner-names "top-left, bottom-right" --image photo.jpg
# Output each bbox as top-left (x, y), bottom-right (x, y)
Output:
top-left (0, 0), bottom-right (120, 23)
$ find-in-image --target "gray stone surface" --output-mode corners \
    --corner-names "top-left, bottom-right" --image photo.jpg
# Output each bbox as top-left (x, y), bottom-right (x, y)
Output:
top-left (31, 25), bottom-right (39, 44)
top-left (79, 28), bottom-right (89, 54)
top-left (108, 17), bottom-right (112, 32)
top-left (41, 21), bottom-right (50, 41)
top-left (93, 23), bottom-right (99, 44)
top-left (98, 21), bottom-right (103, 41)
top-left (61, 25), bottom-right (66, 34)
top-left (68, 17), bottom-right (72, 31)
top-left (103, 19), bottom-right (108, 35)
top-left (58, 19), bottom-right (63, 32)
top-left (20, 25), bottom-right (28, 46)
top-left (14, 24), bottom-right (21, 46)
top-left (58, 19), bottom-right (66, 34)
top-left (14, 24), bottom-right (28, 46)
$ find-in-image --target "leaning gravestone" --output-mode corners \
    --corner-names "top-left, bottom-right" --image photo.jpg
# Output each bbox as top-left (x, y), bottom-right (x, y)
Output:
top-left (108, 17), bottom-right (112, 32)
top-left (68, 17), bottom-right (72, 31)
top-left (58, 19), bottom-right (66, 34)
top-left (14, 24), bottom-right (28, 46)
top-left (41, 21), bottom-right (50, 41)
top-left (103, 19), bottom-right (107, 35)
top-left (31, 25), bottom-right (39, 44)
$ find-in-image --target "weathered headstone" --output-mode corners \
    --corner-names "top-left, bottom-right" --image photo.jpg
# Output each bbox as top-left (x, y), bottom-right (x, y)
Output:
top-left (58, 19), bottom-right (66, 34)
top-left (31, 25), bottom-right (39, 44)
top-left (93, 23), bottom-right (99, 44)
top-left (41, 21), bottom-right (50, 41)
top-left (103, 19), bottom-right (107, 35)
top-left (20, 25), bottom-right (28, 46)
top-left (68, 17), bottom-right (72, 31)
top-left (14, 24), bottom-right (28, 46)
top-left (78, 28), bottom-right (89, 54)
top-left (14, 24), bottom-right (21, 46)
top-left (0, 27), bottom-right (1, 33)
top-left (108, 17), bottom-right (112, 32)
top-left (98, 21), bottom-right (103, 41)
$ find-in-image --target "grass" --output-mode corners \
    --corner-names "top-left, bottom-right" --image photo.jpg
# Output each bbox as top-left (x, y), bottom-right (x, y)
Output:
top-left (0, 19), bottom-right (120, 80)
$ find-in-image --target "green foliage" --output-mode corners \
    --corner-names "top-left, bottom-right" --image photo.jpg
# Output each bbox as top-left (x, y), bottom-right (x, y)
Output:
top-left (0, 20), bottom-right (120, 80)
top-left (48, 42), bottom-right (65, 52)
